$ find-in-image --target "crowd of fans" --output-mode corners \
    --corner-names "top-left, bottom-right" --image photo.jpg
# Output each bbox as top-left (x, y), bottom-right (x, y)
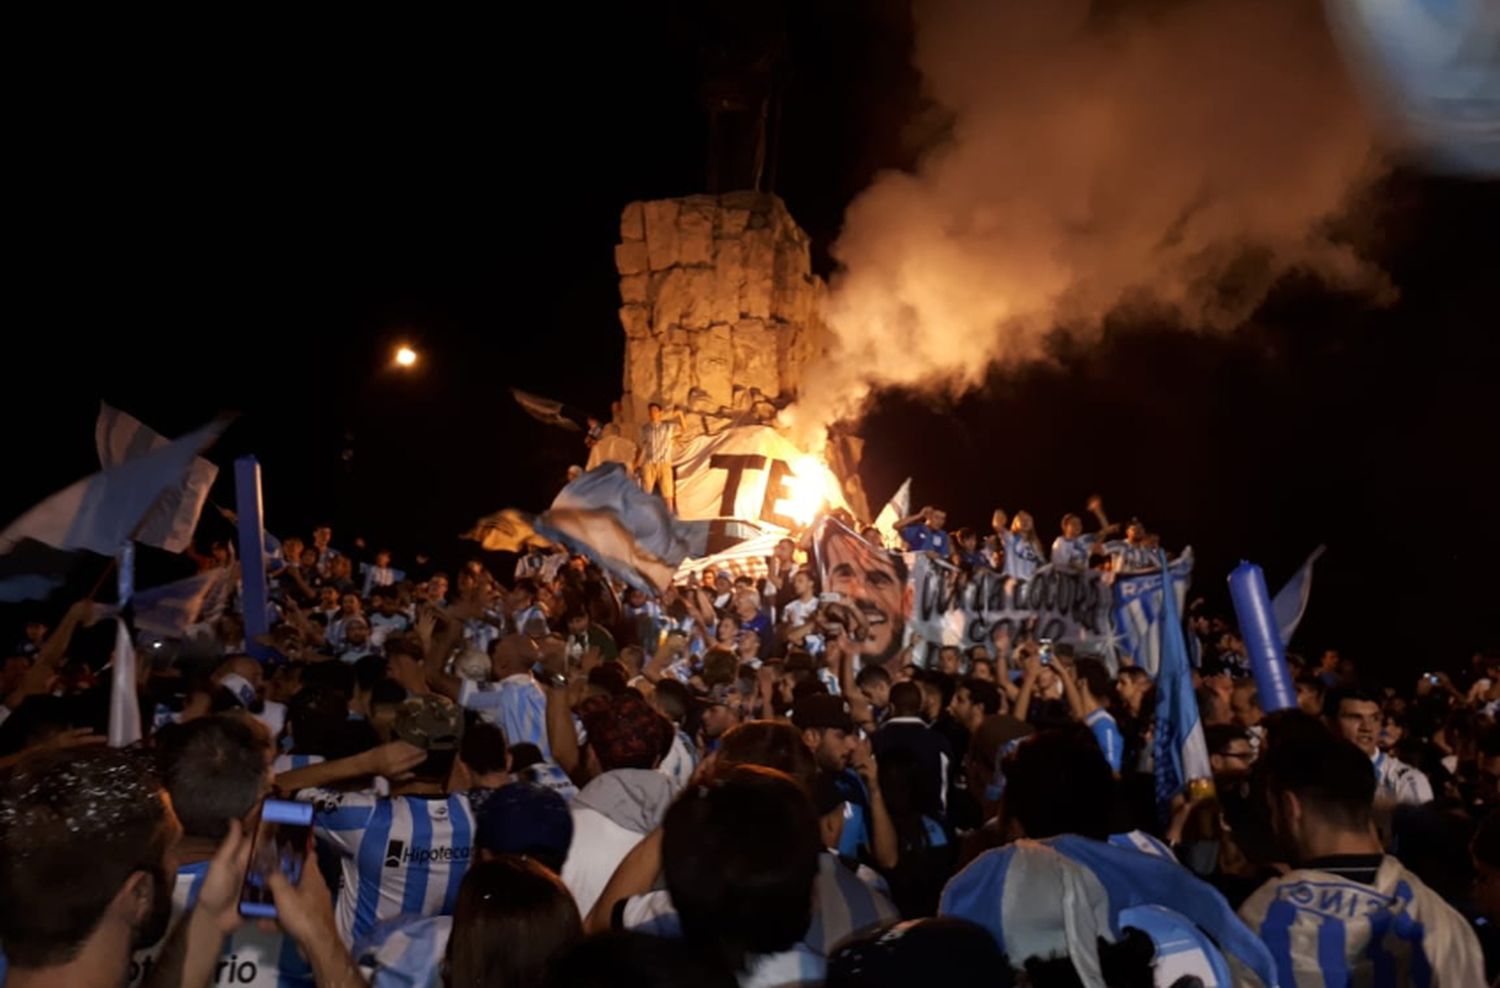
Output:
top-left (1, 502), bottom-right (1498, 988)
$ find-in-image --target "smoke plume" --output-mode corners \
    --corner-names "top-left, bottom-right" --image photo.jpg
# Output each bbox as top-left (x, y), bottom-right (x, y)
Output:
top-left (791, 0), bottom-right (1388, 442)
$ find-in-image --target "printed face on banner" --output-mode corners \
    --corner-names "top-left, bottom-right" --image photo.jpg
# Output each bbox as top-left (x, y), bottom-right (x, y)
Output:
top-left (815, 520), bottom-right (911, 667)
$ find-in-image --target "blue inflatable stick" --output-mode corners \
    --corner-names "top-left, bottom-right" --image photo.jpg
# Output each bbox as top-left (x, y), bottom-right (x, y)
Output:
top-left (1228, 561), bottom-right (1297, 712)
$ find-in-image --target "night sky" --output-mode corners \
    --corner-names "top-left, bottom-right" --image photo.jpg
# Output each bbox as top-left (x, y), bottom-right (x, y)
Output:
top-left (5, 3), bottom-right (1498, 678)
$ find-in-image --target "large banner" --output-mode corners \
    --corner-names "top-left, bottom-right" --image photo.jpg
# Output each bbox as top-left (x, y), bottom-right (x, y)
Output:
top-left (908, 554), bottom-right (1116, 653)
top-left (672, 426), bottom-right (847, 529)
top-left (815, 518), bottom-right (1193, 675)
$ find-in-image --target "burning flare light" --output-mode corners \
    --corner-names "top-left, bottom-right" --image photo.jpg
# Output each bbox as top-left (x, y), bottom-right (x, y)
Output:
top-left (776, 455), bottom-right (843, 527)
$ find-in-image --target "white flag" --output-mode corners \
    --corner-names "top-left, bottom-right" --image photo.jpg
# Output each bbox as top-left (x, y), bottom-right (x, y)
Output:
top-left (96, 403), bottom-right (219, 553)
top-left (108, 618), bottom-right (141, 747)
top-left (873, 478), bottom-right (912, 548)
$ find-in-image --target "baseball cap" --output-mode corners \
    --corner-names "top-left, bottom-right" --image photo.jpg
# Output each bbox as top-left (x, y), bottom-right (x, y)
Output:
top-left (392, 694), bottom-right (464, 751)
top-left (474, 782), bottom-right (574, 865)
top-left (792, 694), bottom-right (855, 733)
top-left (218, 673), bottom-right (257, 709)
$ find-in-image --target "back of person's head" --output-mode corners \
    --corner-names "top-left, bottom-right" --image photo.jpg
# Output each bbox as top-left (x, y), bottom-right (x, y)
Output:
top-left (156, 714), bottom-right (271, 839)
top-left (663, 766), bottom-right (821, 973)
top-left (827, 918), bottom-right (1012, 988)
top-left (445, 856), bottom-right (581, 988)
top-left (509, 743), bottom-right (545, 774)
top-left (460, 720), bottom-right (509, 778)
top-left (544, 931), bottom-right (737, 988)
top-left (1073, 658), bottom-right (1112, 704)
top-left (353, 653), bottom-right (389, 692)
top-left (716, 719), bottom-right (818, 789)
top-left (889, 680), bottom-right (925, 718)
top-left (961, 677), bottom-right (1002, 717)
top-left (288, 686), bottom-right (354, 756)
top-left (0, 747), bottom-right (174, 968)
top-left (1002, 730), bottom-right (1117, 840)
top-left (1205, 723), bottom-right (1251, 757)
top-left (587, 662), bottom-right (629, 697)
top-left (1262, 729), bottom-right (1376, 836)
top-left (578, 693), bottom-right (673, 772)
top-left (300, 658), bottom-right (357, 696)
top-left (702, 648), bottom-right (738, 687)
top-left (653, 678), bottom-right (691, 726)
top-left (856, 664), bottom-right (892, 690)
top-left (475, 783), bottom-right (574, 875)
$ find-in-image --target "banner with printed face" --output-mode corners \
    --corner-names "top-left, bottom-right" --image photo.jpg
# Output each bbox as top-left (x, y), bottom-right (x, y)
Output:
top-left (672, 426), bottom-right (848, 530)
top-left (815, 516), bottom-right (1194, 673)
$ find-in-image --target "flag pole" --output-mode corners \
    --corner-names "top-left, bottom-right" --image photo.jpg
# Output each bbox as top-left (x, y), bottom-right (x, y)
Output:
top-left (107, 541), bottom-right (141, 747)
top-left (234, 457), bottom-right (273, 663)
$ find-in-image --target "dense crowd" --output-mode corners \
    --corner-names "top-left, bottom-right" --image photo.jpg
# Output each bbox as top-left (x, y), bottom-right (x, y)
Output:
top-left (1, 497), bottom-right (1498, 988)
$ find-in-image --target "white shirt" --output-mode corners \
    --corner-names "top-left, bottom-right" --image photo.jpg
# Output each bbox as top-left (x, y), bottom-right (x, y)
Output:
top-left (781, 596), bottom-right (819, 629)
top-left (659, 729), bottom-right (699, 793)
top-left (561, 805), bottom-right (649, 919)
top-left (1373, 751), bottom-right (1433, 805)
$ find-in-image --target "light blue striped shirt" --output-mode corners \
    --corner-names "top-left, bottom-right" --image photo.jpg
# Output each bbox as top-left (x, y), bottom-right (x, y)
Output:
top-left (306, 790), bottom-right (475, 946)
top-left (458, 673), bottom-right (551, 760)
top-left (1085, 708), bottom-right (1124, 773)
top-left (357, 915), bottom-right (449, 988)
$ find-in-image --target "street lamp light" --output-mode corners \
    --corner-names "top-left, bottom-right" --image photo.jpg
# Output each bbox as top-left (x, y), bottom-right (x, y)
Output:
top-left (394, 345), bottom-right (418, 368)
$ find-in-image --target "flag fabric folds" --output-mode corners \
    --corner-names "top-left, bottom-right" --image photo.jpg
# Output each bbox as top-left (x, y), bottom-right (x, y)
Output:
top-left (95, 403), bottom-right (220, 554)
top-left (1110, 549), bottom-right (1194, 677)
top-left (1151, 549), bottom-right (1211, 815)
top-left (537, 463), bottom-right (708, 593)
top-left (1271, 544), bottom-right (1325, 647)
top-left (131, 568), bottom-right (234, 639)
top-left (674, 529), bottom-right (785, 584)
top-left (1, 418), bottom-right (227, 558)
top-left (511, 389), bottom-right (587, 432)
top-left (464, 509), bottom-right (549, 554)
top-left (873, 478), bottom-right (912, 549)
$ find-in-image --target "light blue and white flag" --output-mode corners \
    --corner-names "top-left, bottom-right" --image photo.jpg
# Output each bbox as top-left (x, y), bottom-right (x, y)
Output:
top-left (532, 462), bottom-right (709, 593)
top-left (1271, 544), bottom-right (1325, 647)
top-left (96, 403), bottom-right (220, 554)
top-left (1110, 548), bottom-right (1194, 677)
top-left (1, 418), bottom-right (227, 557)
top-left (131, 568), bottom-right (234, 639)
top-left (1151, 549), bottom-right (1211, 816)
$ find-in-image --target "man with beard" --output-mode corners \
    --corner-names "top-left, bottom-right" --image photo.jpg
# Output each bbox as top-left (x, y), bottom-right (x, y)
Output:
top-left (815, 519), bottom-right (912, 671)
top-left (792, 694), bottom-right (898, 870)
top-left (0, 746), bottom-right (181, 988)
top-left (1239, 729), bottom-right (1483, 987)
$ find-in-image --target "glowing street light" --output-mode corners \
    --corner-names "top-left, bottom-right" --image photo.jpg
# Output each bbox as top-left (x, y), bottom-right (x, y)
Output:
top-left (394, 345), bottom-right (418, 368)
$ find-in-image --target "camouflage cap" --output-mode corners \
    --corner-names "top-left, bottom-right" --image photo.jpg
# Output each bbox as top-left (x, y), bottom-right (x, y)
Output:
top-left (393, 694), bottom-right (464, 751)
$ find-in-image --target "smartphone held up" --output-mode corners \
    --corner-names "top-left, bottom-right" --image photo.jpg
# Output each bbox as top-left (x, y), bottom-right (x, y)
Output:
top-left (240, 799), bottom-right (314, 918)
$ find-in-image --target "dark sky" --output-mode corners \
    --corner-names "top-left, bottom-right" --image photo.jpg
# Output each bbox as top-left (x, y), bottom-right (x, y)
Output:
top-left (5, 3), bottom-right (1499, 676)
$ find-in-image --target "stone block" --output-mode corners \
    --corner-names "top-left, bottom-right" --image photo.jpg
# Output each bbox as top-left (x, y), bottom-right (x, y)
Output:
top-left (678, 202), bottom-right (716, 266)
top-left (696, 323), bottom-right (735, 409)
top-left (709, 239), bottom-right (743, 324)
top-left (643, 200), bottom-right (680, 270)
top-left (620, 274), bottom-right (647, 305)
top-left (626, 337), bottom-right (660, 404)
top-left (659, 341), bottom-right (694, 408)
top-left (619, 304), bottom-right (650, 340)
top-left (732, 319), bottom-right (781, 395)
top-left (620, 201), bottom-right (645, 241)
top-left (719, 207), bottom-right (750, 237)
top-left (653, 265), bottom-right (715, 332)
top-left (615, 240), bottom-right (648, 276)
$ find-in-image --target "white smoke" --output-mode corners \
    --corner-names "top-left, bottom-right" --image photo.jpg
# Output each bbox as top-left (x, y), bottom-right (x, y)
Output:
top-left (792, 0), bottom-right (1390, 443)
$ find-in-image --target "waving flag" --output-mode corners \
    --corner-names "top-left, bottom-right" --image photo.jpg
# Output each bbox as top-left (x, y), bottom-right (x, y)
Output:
top-left (530, 463), bottom-right (709, 593)
top-left (1152, 549), bottom-right (1211, 815)
top-left (1, 418), bottom-right (227, 558)
top-left (1111, 549), bottom-right (1194, 677)
top-left (96, 403), bottom-right (220, 554)
top-left (675, 528), bottom-right (783, 583)
top-left (872, 478), bottom-right (911, 549)
top-left (511, 389), bottom-right (588, 432)
top-left (1271, 544), bottom-right (1325, 647)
